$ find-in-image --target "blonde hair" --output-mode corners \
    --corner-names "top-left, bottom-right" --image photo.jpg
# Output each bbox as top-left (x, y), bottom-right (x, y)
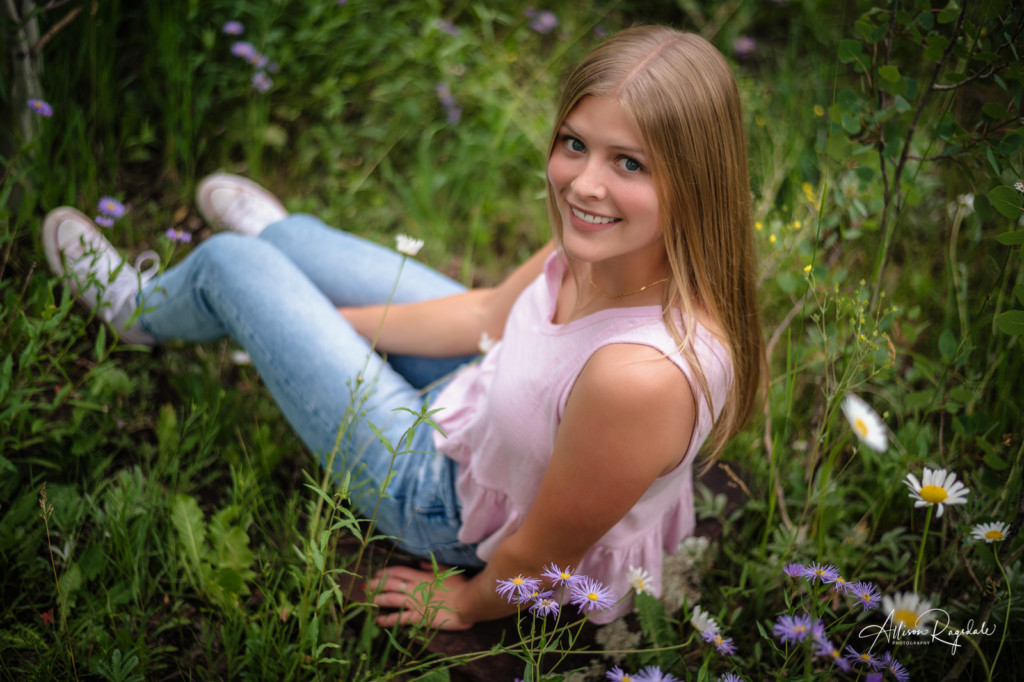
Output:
top-left (546, 26), bottom-right (765, 461)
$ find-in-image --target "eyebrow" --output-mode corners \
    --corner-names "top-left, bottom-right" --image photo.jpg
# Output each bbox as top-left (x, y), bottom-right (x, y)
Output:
top-left (561, 121), bottom-right (647, 157)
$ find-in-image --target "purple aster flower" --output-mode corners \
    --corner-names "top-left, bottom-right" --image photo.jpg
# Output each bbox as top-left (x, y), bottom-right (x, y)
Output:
top-left (97, 197), bottom-right (126, 218)
top-left (831, 574), bottom-right (850, 594)
top-left (435, 18), bottom-right (460, 37)
top-left (222, 20), bottom-right (244, 35)
top-left (569, 576), bottom-right (615, 613)
top-left (496, 575), bottom-right (541, 604)
top-left (445, 105), bottom-right (462, 125)
top-left (815, 638), bottom-right (852, 673)
top-left (811, 619), bottom-right (827, 644)
top-left (634, 665), bottom-right (678, 682)
top-left (882, 651), bottom-right (910, 682)
top-left (436, 82), bottom-right (456, 108)
top-left (541, 563), bottom-right (578, 587)
top-left (230, 41), bottom-right (257, 60)
top-left (865, 675), bottom-right (883, 682)
top-left (849, 580), bottom-right (881, 611)
top-left (718, 675), bottom-right (745, 682)
top-left (773, 613), bottom-right (813, 644)
top-left (252, 71), bottom-right (273, 93)
top-left (94, 215), bottom-right (115, 228)
top-left (529, 10), bottom-right (558, 34)
top-left (27, 99), bottom-right (53, 117)
top-left (165, 227), bottom-right (192, 243)
top-left (605, 667), bottom-right (633, 682)
top-left (783, 562), bottom-right (805, 578)
top-left (804, 562), bottom-right (840, 585)
top-left (702, 629), bottom-right (737, 656)
top-left (529, 595), bottom-right (559, 618)
top-left (844, 645), bottom-right (883, 670)
top-left (266, 61), bottom-right (280, 74)
top-left (732, 36), bottom-right (757, 59)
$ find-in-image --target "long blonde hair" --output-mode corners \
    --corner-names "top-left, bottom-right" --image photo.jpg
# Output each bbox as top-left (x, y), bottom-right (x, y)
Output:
top-left (546, 26), bottom-right (765, 461)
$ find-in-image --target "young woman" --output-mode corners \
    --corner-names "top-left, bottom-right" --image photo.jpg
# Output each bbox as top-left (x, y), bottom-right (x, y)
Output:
top-left (42, 25), bottom-right (764, 630)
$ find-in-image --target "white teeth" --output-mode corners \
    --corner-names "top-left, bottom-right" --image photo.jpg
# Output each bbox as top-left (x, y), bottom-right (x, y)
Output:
top-left (571, 206), bottom-right (617, 224)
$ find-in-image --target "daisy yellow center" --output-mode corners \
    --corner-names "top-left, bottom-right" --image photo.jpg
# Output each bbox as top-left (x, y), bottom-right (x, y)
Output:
top-left (919, 485), bottom-right (948, 504)
top-left (560, 572), bottom-right (571, 580)
top-left (714, 635), bottom-right (724, 645)
top-left (587, 592), bottom-right (598, 602)
top-left (860, 653), bottom-right (871, 662)
top-left (985, 529), bottom-right (1004, 541)
top-left (830, 649), bottom-right (840, 659)
top-left (854, 418), bottom-right (869, 437)
top-left (512, 577), bottom-right (524, 586)
top-left (894, 610), bottom-right (919, 628)
top-left (794, 625), bottom-right (806, 633)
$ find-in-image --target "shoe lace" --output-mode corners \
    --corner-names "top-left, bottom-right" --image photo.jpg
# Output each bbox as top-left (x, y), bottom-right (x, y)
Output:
top-left (94, 249), bottom-right (160, 325)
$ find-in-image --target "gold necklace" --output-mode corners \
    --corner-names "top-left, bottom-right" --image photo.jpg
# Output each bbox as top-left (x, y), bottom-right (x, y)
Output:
top-left (588, 273), bottom-right (670, 299)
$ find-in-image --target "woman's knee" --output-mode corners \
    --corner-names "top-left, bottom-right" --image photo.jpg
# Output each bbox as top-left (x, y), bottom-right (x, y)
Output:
top-left (191, 232), bottom-right (287, 278)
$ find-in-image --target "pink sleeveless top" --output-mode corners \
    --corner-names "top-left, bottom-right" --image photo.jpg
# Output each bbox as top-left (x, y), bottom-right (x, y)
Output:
top-left (431, 251), bottom-right (732, 622)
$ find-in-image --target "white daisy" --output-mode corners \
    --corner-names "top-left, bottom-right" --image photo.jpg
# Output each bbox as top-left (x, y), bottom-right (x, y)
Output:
top-left (690, 604), bottom-right (719, 635)
top-left (904, 467), bottom-right (969, 517)
top-left (841, 393), bottom-right (888, 452)
top-left (627, 565), bottom-right (653, 595)
top-left (971, 521), bottom-right (1010, 543)
top-left (882, 591), bottom-right (936, 630)
top-left (395, 234), bottom-right (424, 256)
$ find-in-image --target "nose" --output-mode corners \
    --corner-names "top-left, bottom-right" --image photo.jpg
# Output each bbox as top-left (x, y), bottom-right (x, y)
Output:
top-left (570, 159), bottom-right (607, 200)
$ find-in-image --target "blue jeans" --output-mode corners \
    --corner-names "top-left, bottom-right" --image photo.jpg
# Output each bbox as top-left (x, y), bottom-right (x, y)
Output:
top-left (137, 214), bottom-right (483, 566)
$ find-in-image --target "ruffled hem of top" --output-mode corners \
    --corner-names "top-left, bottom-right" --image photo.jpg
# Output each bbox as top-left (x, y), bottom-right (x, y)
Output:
top-left (450, 467), bottom-right (696, 625)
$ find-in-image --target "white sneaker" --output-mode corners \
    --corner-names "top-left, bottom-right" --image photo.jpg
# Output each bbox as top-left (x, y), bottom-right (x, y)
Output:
top-left (196, 173), bottom-right (288, 236)
top-left (42, 207), bottom-right (158, 346)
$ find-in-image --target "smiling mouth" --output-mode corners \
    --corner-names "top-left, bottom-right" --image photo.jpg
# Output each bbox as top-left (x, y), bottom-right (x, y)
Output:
top-left (570, 205), bottom-right (619, 225)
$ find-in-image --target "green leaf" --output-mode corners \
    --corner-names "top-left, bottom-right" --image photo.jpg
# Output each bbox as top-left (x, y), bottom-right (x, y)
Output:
top-left (983, 450), bottom-right (1009, 471)
top-left (171, 494), bottom-right (207, 572)
top-left (987, 186), bottom-right (1022, 219)
top-left (938, 329), bottom-right (958, 358)
top-left (924, 34), bottom-right (951, 61)
top-left (1014, 282), bottom-right (1024, 306)
top-left (995, 132), bottom-right (1022, 156)
top-left (635, 592), bottom-right (674, 652)
top-left (982, 101), bottom-right (1011, 120)
top-left (995, 310), bottom-right (1024, 335)
top-left (93, 324), bottom-right (107, 361)
top-left (995, 230), bottom-right (1024, 245)
top-left (838, 40), bottom-right (864, 63)
top-left (879, 65), bottom-right (901, 82)
top-left (841, 113), bottom-right (862, 134)
top-left (938, 3), bottom-right (960, 24)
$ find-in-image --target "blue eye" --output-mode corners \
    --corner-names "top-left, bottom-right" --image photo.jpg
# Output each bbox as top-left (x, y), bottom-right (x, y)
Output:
top-left (564, 136), bottom-right (585, 153)
top-left (620, 157), bottom-right (642, 172)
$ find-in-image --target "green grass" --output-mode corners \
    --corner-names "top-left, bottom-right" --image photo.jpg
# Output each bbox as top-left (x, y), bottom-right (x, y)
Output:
top-left (2, 0), bottom-right (1023, 680)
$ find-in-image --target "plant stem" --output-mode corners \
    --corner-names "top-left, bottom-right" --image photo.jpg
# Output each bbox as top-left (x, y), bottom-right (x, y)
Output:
top-left (912, 506), bottom-right (933, 595)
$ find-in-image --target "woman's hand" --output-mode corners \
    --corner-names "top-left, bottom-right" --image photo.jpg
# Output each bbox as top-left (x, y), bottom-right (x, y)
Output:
top-left (368, 563), bottom-right (474, 631)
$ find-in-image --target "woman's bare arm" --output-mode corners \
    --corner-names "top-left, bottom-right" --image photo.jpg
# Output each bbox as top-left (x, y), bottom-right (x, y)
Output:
top-left (370, 342), bottom-right (697, 628)
top-left (339, 242), bottom-right (555, 357)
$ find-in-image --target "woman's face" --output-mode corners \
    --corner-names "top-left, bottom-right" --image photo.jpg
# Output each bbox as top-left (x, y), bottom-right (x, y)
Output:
top-left (547, 95), bottom-right (665, 279)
